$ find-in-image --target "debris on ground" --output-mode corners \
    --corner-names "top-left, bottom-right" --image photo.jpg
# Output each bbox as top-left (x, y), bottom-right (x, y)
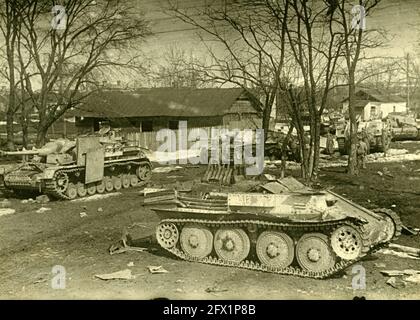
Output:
top-left (388, 243), bottom-right (420, 257)
top-left (79, 212), bottom-right (88, 218)
top-left (94, 269), bottom-right (134, 280)
top-left (377, 248), bottom-right (420, 260)
top-left (143, 189), bottom-right (176, 205)
top-left (260, 174), bottom-right (277, 181)
top-left (140, 188), bottom-right (167, 196)
top-left (401, 225), bottom-right (420, 236)
top-left (35, 195), bottom-right (50, 203)
top-left (205, 285), bottom-right (228, 293)
top-left (97, 207), bottom-right (103, 212)
top-left (71, 193), bottom-right (121, 202)
top-left (127, 262), bottom-right (134, 267)
top-left (380, 270), bottom-right (420, 277)
top-left (0, 208), bottom-right (15, 217)
top-left (147, 266), bottom-right (169, 274)
top-left (386, 277), bottom-right (406, 289)
top-left (36, 207), bottom-right (51, 213)
top-left (374, 262), bottom-right (386, 268)
top-left (404, 274), bottom-right (420, 284)
top-left (1, 199), bottom-right (11, 208)
top-left (152, 166), bottom-right (183, 174)
top-left (108, 228), bottom-right (148, 255)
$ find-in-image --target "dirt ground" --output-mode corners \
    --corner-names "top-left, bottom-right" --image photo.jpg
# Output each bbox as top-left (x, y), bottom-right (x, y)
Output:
top-left (0, 142), bottom-right (419, 300)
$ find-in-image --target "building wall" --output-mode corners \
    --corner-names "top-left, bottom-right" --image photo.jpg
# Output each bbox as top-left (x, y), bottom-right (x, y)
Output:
top-left (362, 102), bottom-right (407, 120)
top-left (75, 115), bottom-right (224, 134)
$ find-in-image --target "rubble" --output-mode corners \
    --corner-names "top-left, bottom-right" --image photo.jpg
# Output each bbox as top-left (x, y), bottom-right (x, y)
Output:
top-left (36, 207), bottom-right (51, 213)
top-left (71, 192), bottom-right (121, 202)
top-left (404, 274), bottom-right (420, 284)
top-left (147, 266), bottom-right (169, 274)
top-left (79, 212), bottom-right (88, 218)
top-left (152, 166), bottom-right (183, 174)
top-left (36, 195), bottom-right (50, 203)
top-left (95, 269), bottom-right (134, 280)
top-left (377, 248), bottom-right (420, 260)
top-left (386, 277), bottom-right (406, 289)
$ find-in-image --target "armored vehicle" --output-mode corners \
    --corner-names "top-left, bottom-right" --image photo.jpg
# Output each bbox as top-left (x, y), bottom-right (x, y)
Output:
top-left (388, 113), bottom-right (420, 141)
top-left (0, 135), bottom-right (152, 200)
top-left (336, 120), bottom-right (391, 155)
top-left (153, 191), bottom-right (401, 279)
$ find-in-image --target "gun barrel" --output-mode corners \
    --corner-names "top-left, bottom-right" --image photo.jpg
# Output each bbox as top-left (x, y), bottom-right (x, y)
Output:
top-left (0, 150), bottom-right (39, 156)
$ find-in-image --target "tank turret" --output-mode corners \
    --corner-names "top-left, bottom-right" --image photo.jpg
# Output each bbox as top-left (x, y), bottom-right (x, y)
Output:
top-left (0, 136), bottom-right (151, 199)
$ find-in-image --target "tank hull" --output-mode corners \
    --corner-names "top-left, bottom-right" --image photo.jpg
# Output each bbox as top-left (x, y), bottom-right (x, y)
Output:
top-left (153, 192), bottom-right (401, 279)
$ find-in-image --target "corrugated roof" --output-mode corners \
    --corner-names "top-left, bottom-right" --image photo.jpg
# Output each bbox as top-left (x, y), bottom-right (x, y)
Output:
top-left (72, 87), bottom-right (257, 118)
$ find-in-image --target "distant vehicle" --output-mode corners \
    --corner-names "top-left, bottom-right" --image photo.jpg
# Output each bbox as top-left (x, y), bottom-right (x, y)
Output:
top-left (387, 113), bottom-right (420, 141)
top-left (336, 120), bottom-right (391, 155)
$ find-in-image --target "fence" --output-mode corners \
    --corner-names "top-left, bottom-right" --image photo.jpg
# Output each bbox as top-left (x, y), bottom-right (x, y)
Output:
top-left (122, 126), bottom-right (260, 151)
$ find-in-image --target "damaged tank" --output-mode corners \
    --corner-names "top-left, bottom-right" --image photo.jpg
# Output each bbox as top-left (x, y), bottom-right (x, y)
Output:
top-left (0, 134), bottom-right (152, 200)
top-left (153, 191), bottom-right (401, 279)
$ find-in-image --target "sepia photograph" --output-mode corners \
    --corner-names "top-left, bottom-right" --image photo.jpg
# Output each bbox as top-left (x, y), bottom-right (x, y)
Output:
top-left (0, 0), bottom-right (419, 305)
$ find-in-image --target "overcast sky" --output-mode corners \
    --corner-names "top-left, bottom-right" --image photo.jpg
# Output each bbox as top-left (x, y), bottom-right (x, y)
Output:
top-left (141, 0), bottom-right (420, 59)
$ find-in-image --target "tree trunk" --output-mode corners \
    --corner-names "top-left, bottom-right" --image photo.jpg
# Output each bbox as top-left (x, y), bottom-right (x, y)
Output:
top-left (262, 103), bottom-right (272, 142)
top-left (6, 109), bottom-right (15, 150)
top-left (20, 111), bottom-right (28, 149)
top-left (311, 114), bottom-right (321, 180)
top-left (347, 80), bottom-right (358, 175)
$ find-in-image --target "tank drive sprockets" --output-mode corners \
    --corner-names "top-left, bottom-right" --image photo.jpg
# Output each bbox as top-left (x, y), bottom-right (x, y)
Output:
top-left (153, 191), bottom-right (402, 279)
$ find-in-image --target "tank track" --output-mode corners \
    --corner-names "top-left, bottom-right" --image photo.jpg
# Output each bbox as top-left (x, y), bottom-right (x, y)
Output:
top-left (157, 217), bottom-right (383, 279)
top-left (372, 208), bottom-right (403, 241)
top-left (44, 160), bottom-right (151, 200)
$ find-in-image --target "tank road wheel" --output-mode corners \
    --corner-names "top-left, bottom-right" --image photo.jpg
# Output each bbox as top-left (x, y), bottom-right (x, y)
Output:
top-left (129, 174), bottom-right (139, 187)
top-left (156, 223), bottom-right (179, 249)
top-left (112, 177), bottom-right (122, 190)
top-left (76, 183), bottom-right (87, 197)
top-left (256, 231), bottom-right (294, 268)
top-left (330, 225), bottom-right (363, 260)
top-left (214, 228), bottom-right (250, 263)
top-left (121, 175), bottom-right (130, 189)
top-left (96, 181), bottom-right (105, 194)
top-left (87, 184), bottom-right (96, 196)
top-left (180, 225), bottom-right (213, 259)
top-left (296, 233), bottom-right (336, 273)
top-left (66, 183), bottom-right (78, 200)
top-left (54, 172), bottom-right (69, 194)
top-left (137, 164), bottom-right (152, 181)
top-left (104, 177), bottom-right (114, 192)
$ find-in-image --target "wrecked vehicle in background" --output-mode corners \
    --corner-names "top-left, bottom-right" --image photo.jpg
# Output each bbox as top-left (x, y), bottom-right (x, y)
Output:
top-left (336, 120), bottom-right (392, 155)
top-left (0, 133), bottom-right (152, 199)
top-left (152, 187), bottom-right (402, 279)
top-left (387, 113), bottom-right (420, 141)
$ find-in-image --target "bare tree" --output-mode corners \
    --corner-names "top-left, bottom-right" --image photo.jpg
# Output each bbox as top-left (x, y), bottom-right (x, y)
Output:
top-left (7, 0), bottom-right (149, 146)
top-left (0, 0), bottom-right (27, 150)
top-left (169, 0), bottom-right (290, 142)
top-left (334, 0), bottom-right (383, 174)
top-left (152, 44), bottom-right (204, 88)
